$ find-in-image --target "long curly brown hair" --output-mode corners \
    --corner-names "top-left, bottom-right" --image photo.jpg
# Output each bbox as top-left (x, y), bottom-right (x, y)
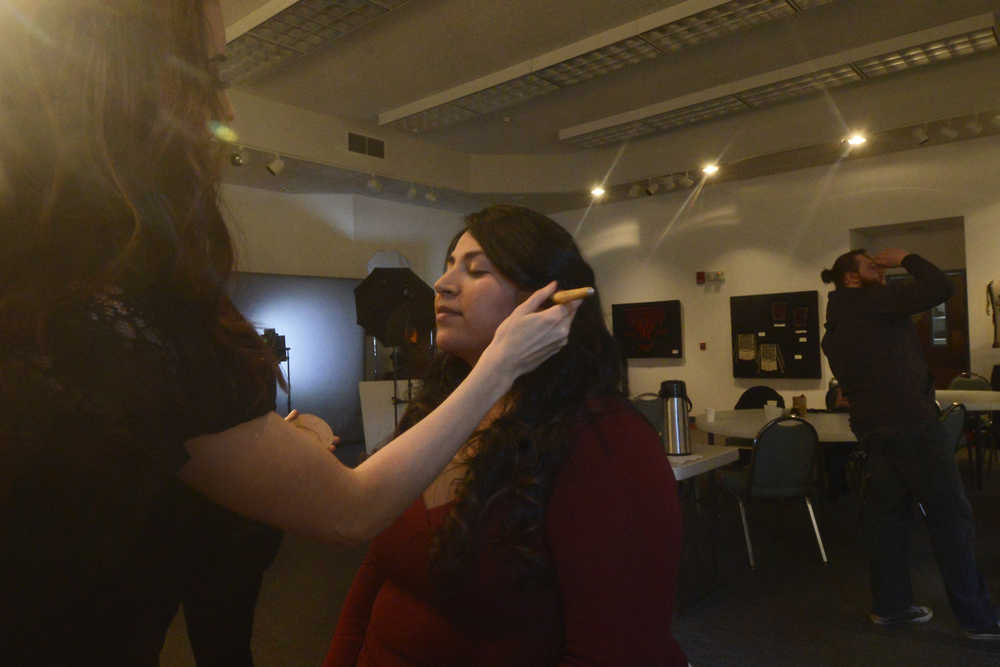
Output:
top-left (0, 0), bottom-right (278, 403)
top-left (396, 205), bottom-right (625, 595)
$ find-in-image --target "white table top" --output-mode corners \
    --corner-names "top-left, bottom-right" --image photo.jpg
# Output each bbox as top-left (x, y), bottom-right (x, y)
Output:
top-left (695, 409), bottom-right (856, 443)
top-left (669, 442), bottom-right (740, 481)
top-left (935, 390), bottom-right (1000, 412)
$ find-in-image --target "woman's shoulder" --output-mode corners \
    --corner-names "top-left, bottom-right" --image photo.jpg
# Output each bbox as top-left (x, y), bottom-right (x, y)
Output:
top-left (574, 394), bottom-right (654, 435)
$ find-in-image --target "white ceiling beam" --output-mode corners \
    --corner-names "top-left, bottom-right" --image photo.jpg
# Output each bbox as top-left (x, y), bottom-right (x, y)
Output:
top-left (559, 12), bottom-right (997, 140)
top-left (377, 0), bottom-right (731, 125)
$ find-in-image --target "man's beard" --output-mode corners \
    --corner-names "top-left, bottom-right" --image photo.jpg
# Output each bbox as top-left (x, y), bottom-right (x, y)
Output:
top-left (860, 274), bottom-right (885, 287)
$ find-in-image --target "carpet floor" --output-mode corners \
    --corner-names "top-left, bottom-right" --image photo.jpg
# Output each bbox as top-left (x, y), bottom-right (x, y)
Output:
top-left (161, 445), bottom-right (1000, 666)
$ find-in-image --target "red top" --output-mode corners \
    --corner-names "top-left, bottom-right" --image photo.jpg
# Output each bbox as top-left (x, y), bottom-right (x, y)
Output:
top-left (325, 397), bottom-right (687, 666)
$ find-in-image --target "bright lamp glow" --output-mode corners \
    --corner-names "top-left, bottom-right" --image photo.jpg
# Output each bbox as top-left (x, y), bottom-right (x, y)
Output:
top-left (590, 185), bottom-right (606, 198)
top-left (702, 164), bottom-right (719, 175)
top-left (846, 133), bottom-right (867, 146)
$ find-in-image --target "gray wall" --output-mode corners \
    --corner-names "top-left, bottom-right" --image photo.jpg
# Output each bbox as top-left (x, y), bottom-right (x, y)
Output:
top-left (229, 272), bottom-right (364, 443)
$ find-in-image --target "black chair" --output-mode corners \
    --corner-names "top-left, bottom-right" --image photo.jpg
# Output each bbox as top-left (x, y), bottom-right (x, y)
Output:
top-left (734, 385), bottom-right (785, 410)
top-left (824, 379), bottom-right (849, 412)
top-left (948, 372), bottom-right (991, 390)
top-left (630, 393), bottom-right (664, 442)
top-left (727, 386), bottom-right (785, 450)
top-left (942, 402), bottom-right (968, 452)
top-left (719, 417), bottom-right (827, 569)
top-left (941, 401), bottom-right (971, 497)
top-left (945, 374), bottom-right (995, 487)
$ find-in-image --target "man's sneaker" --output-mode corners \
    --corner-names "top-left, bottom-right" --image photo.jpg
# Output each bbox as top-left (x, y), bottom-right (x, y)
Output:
top-left (870, 605), bottom-right (934, 625)
top-left (964, 623), bottom-right (1000, 640)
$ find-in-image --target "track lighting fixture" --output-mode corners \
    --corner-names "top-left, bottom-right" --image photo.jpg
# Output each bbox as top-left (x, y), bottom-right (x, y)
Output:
top-left (229, 147), bottom-right (247, 166)
top-left (266, 154), bottom-right (285, 175)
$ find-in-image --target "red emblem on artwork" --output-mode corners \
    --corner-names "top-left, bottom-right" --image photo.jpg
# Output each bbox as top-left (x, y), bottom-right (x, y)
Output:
top-left (626, 306), bottom-right (667, 352)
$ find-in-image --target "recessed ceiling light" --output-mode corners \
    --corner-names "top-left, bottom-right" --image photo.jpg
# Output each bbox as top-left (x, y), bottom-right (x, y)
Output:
top-left (590, 185), bottom-right (606, 198)
top-left (912, 127), bottom-right (929, 145)
top-left (702, 163), bottom-right (719, 175)
top-left (677, 173), bottom-right (694, 188)
top-left (845, 133), bottom-right (867, 146)
top-left (645, 179), bottom-right (660, 195)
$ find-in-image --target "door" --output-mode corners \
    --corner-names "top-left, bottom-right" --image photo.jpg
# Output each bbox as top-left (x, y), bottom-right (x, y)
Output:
top-left (888, 271), bottom-right (970, 388)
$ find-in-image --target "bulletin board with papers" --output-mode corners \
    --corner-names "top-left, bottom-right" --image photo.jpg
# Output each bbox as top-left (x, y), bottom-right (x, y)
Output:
top-left (730, 290), bottom-right (820, 378)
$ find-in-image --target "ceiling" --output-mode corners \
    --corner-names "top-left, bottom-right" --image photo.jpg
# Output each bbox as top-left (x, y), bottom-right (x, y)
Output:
top-left (219, 0), bottom-right (1000, 211)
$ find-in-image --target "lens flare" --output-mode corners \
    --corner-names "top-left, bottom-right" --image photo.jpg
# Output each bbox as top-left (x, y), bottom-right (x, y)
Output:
top-left (207, 120), bottom-right (238, 144)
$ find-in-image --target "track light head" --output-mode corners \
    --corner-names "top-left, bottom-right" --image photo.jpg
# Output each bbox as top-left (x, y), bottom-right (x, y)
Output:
top-left (266, 155), bottom-right (285, 175)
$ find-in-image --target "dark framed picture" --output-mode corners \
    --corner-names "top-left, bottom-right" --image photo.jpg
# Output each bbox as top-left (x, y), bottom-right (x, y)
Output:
top-left (612, 300), bottom-right (682, 359)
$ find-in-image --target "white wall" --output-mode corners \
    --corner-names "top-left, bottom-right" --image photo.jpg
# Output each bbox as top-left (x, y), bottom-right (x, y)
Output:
top-left (552, 134), bottom-right (1000, 411)
top-left (221, 184), bottom-right (464, 284)
top-left (219, 135), bottom-right (1000, 413)
top-left (852, 222), bottom-right (966, 273)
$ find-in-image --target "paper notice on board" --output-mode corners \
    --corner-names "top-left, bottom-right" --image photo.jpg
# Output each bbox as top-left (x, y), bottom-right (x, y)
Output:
top-left (760, 343), bottom-right (779, 372)
top-left (738, 333), bottom-right (756, 360)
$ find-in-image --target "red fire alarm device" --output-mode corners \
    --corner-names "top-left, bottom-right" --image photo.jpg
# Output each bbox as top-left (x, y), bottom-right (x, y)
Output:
top-left (696, 271), bottom-right (706, 285)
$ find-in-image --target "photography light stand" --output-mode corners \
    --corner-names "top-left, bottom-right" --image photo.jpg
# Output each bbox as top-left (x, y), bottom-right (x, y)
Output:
top-left (262, 328), bottom-right (291, 414)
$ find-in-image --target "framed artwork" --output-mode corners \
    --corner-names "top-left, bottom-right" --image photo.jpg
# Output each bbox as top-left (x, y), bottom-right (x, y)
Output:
top-left (612, 300), bottom-right (683, 359)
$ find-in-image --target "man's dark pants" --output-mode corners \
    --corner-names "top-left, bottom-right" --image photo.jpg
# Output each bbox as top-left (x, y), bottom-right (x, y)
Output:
top-left (863, 420), bottom-right (996, 629)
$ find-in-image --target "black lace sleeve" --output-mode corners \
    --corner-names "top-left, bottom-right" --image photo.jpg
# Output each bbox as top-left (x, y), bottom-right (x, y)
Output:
top-left (1, 294), bottom-right (190, 592)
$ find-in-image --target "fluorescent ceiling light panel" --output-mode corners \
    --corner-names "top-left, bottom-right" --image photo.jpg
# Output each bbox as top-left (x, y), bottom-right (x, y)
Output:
top-left (559, 13), bottom-right (997, 144)
top-left (639, 0), bottom-right (801, 52)
top-left (855, 28), bottom-right (998, 78)
top-left (737, 64), bottom-right (859, 107)
top-left (451, 75), bottom-right (559, 115)
top-left (223, 0), bottom-right (404, 84)
top-left (392, 104), bottom-right (478, 134)
top-left (380, 0), bottom-right (764, 127)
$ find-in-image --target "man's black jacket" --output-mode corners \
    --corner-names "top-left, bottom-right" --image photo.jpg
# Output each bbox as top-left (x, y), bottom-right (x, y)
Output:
top-left (821, 254), bottom-right (953, 437)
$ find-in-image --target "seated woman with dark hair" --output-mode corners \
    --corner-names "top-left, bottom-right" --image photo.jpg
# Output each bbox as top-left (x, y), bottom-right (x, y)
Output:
top-left (325, 205), bottom-right (687, 666)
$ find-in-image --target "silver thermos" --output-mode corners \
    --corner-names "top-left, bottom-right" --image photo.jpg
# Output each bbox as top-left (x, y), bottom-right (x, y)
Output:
top-left (660, 380), bottom-right (693, 456)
